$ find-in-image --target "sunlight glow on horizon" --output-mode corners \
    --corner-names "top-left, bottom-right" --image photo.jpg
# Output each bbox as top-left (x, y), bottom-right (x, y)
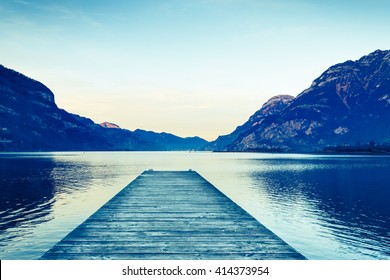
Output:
top-left (1, 0), bottom-right (390, 141)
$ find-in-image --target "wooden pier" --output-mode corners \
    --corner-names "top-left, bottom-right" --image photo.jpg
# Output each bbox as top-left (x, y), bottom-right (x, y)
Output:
top-left (40, 170), bottom-right (306, 260)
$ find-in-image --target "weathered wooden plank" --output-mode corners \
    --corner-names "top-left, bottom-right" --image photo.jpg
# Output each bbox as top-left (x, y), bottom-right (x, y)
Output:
top-left (75, 222), bottom-right (266, 230)
top-left (40, 170), bottom-right (306, 260)
top-left (63, 231), bottom-right (282, 240)
top-left (87, 215), bottom-right (252, 222)
top-left (47, 246), bottom-right (297, 255)
top-left (42, 252), bottom-right (303, 260)
top-left (50, 239), bottom-right (287, 245)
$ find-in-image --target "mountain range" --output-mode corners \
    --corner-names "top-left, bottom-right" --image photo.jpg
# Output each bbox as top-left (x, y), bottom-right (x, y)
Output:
top-left (0, 65), bottom-right (207, 151)
top-left (1, 49), bottom-right (389, 152)
top-left (208, 49), bottom-right (390, 152)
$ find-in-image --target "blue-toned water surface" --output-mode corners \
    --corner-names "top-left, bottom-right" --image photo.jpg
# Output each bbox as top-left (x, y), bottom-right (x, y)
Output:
top-left (0, 152), bottom-right (389, 259)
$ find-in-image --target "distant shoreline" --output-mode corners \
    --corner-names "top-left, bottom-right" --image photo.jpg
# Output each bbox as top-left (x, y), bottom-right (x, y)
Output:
top-left (1, 149), bottom-right (390, 156)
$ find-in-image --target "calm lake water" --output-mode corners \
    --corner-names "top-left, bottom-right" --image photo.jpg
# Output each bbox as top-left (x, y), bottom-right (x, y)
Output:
top-left (0, 152), bottom-right (389, 260)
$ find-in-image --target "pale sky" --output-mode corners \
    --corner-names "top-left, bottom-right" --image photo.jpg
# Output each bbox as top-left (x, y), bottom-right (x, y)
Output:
top-left (1, 0), bottom-right (389, 140)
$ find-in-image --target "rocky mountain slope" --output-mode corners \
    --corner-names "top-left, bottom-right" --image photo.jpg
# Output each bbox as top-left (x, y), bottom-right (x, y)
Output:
top-left (0, 65), bottom-right (208, 151)
top-left (207, 95), bottom-right (294, 151)
top-left (209, 49), bottom-right (390, 152)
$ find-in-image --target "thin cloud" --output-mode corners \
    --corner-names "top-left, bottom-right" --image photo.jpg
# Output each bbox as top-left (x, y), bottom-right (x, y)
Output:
top-left (11, 0), bottom-right (103, 27)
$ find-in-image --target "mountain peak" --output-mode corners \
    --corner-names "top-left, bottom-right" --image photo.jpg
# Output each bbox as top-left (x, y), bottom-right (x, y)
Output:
top-left (365, 49), bottom-right (389, 57)
top-left (296, 49), bottom-right (390, 112)
top-left (0, 64), bottom-right (56, 106)
top-left (1, 65), bottom-right (209, 151)
top-left (100, 122), bottom-right (121, 129)
top-left (250, 95), bottom-right (294, 121)
top-left (212, 49), bottom-right (390, 152)
top-left (357, 49), bottom-right (390, 66)
top-left (262, 95), bottom-right (294, 109)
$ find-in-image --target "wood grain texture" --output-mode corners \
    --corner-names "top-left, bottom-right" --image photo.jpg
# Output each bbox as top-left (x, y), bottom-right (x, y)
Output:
top-left (40, 170), bottom-right (306, 260)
